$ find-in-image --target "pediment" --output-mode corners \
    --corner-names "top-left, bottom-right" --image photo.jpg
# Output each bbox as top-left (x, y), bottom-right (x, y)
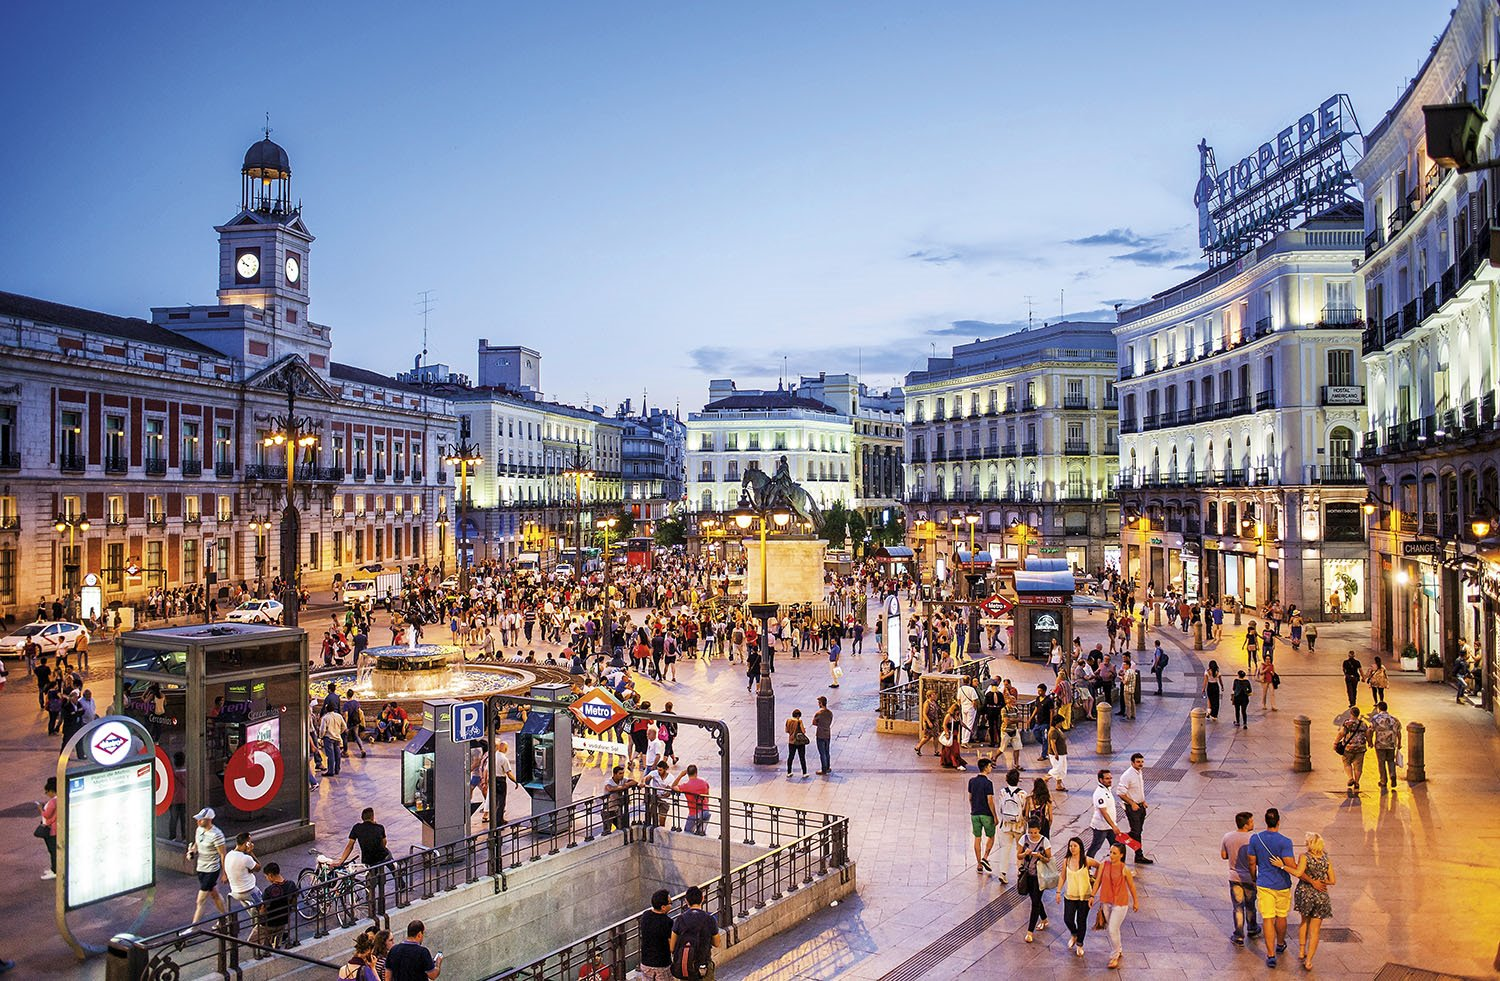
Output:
top-left (245, 355), bottom-right (338, 401)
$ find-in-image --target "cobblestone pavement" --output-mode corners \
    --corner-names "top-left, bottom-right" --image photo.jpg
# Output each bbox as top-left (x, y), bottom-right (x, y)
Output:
top-left (3, 597), bottom-right (1498, 978)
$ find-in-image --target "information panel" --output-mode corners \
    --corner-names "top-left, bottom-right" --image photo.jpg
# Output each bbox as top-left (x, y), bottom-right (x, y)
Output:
top-left (65, 761), bottom-right (155, 910)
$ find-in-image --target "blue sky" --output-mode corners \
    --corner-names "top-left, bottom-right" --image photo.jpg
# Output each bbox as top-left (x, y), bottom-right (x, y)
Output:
top-left (3, 1), bottom-right (1446, 412)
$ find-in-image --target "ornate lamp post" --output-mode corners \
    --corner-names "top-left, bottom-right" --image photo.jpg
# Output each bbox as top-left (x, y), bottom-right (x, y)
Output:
top-left (248, 516), bottom-right (274, 598)
top-left (595, 514), bottom-right (618, 613)
top-left (963, 510), bottom-right (982, 655)
top-left (732, 490), bottom-right (791, 766)
top-left (561, 441), bottom-right (595, 563)
top-left (53, 512), bottom-right (91, 597)
top-left (444, 440), bottom-right (483, 593)
top-left (261, 406), bottom-right (319, 628)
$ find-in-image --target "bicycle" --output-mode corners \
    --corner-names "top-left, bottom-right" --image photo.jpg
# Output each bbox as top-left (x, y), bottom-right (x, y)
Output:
top-left (296, 852), bottom-right (368, 928)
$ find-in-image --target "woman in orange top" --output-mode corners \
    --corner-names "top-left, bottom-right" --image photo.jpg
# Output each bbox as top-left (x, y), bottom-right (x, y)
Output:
top-left (1089, 841), bottom-right (1139, 969)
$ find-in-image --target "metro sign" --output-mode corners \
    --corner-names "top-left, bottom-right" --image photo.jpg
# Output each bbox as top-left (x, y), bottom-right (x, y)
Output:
top-left (982, 596), bottom-right (1013, 618)
top-left (570, 686), bottom-right (630, 735)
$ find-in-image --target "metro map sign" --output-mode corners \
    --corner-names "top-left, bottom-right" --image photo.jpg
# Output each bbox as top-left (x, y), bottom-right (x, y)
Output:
top-left (570, 686), bottom-right (630, 735)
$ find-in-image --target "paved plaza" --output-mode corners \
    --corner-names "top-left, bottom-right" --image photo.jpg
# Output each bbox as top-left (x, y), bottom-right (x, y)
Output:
top-left (2, 598), bottom-right (1498, 979)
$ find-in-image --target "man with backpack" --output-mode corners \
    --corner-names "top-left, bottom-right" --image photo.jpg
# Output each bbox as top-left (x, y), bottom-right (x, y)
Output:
top-left (1150, 642), bottom-right (1169, 695)
top-left (669, 885), bottom-right (721, 980)
top-left (1369, 701), bottom-right (1403, 791)
top-left (1336, 705), bottom-right (1373, 793)
top-left (996, 766), bottom-right (1028, 885)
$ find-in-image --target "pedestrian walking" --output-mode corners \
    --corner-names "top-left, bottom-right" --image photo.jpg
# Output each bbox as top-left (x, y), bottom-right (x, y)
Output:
top-left (1364, 656), bottom-right (1389, 705)
top-left (1244, 621), bottom-right (1260, 671)
top-left (785, 709), bottom-right (809, 777)
top-left (1203, 660), bottom-right (1223, 720)
top-left (939, 701), bottom-right (968, 771)
top-left (669, 886), bottom-right (721, 981)
top-left (1304, 620), bottom-right (1318, 653)
top-left (1230, 670), bottom-right (1252, 728)
top-left (1119, 656), bottom-right (1139, 720)
top-left (1018, 818), bottom-right (1053, 943)
top-left (1259, 656), bottom-right (1278, 712)
top-left (1046, 714), bottom-right (1069, 792)
top-left (1089, 841), bottom-right (1139, 969)
top-left (1057, 836), bottom-right (1097, 957)
top-left (996, 767), bottom-right (1027, 885)
top-left (745, 644), bottom-right (761, 693)
top-left (320, 706), bottom-right (346, 776)
top-left (1292, 832), bottom-right (1336, 971)
top-left (1221, 811), bottom-right (1262, 946)
top-left (1341, 650), bottom-right (1362, 707)
top-left (914, 690), bottom-right (941, 756)
top-left (1087, 770), bottom-right (1122, 858)
top-left (1247, 807), bottom-right (1297, 968)
top-left (1335, 705), bottom-right (1372, 793)
top-left (224, 832), bottom-right (262, 939)
top-left (638, 890), bottom-right (674, 981)
top-left (1027, 778), bottom-right (1054, 839)
top-left (187, 807), bottom-right (229, 925)
top-left (1150, 641), bottom-right (1168, 695)
top-left (1116, 753), bottom-right (1154, 864)
top-left (1369, 700), bottom-right (1402, 790)
top-left (967, 757), bottom-right (997, 874)
top-left (812, 696), bottom-right (834, 775)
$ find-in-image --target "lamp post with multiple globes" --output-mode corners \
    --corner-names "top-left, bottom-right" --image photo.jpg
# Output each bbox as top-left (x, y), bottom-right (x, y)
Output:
top-left (732, 490), bottom-right (791, 766)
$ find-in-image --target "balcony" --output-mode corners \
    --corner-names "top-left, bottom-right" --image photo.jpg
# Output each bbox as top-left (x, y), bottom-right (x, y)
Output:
top-left (180, 459), bottom-right (202, 477)
top-left (1172, 409), bottom-right (1194, 426)
top-left (1318, 305), bottom-right (1362, 327)
top-left (146, 513), bottom-right (166, 528)
top-left (1103, 394), bottom-right (1119, 410)
top-left (1321, 385), bottom-right (1365, 406)
top-left (1255, 391), bottom-right (1275, 411)
top-left (1309, 464), bottom-right (1364, 485)
top-left (1253, 316), bottom-right (1272, 339)
top-left (185, 513), bottom-right (202, 525)
top-left (104, 454), bottom-right (129, 474)
top-left (1021, 441), bottom-right (1038, 456)
top-left (1118, 365), bottom-right (1135, 381)
top-left (144, 458), bottom-right (167, 476)
top-left (374, 467), bottom-right (387, 483)
top-left (1143, 357), bottom-right (1157, 374)
top-left (353, 466), bottom-right (368, 481)
top-left (413, 471), bottom-right (425, 484)
top-left (1143, 413), bottom-right (1160, 431)
top-left (1062, 395), bottom-right (1089, 410)
top-left (1002, 443), bottom-right (1019, 457)
top-left (1421, 282), bottom-right (1437, 318)
top-left (59, 453), bottom-right (86, 473)
top-left (1021, 398), bottom-right (1038, 412)
top-left (1120, 415), bottom-right (1139, 433)
top-left (106, 513), bottom-right (127, 528)
top-left (1401, 299), bottom-right (1419, 336)
top-left (0, 515), bottom-right (18, 530)
top-left (1229, 395), bottom-right (1250, 415)
top-left (437, 471), bottom-right (446, 483)
top-left (1364, 229), bottom-right (1382, 258)
top-left (214, 461), bottom-right (235, 478)
top-left (393, 467), bottom-right (405, 483)
top-left (1064, 440), bottom-right (1090, 455)
top-left (0, 451), bottom-right (18, 471)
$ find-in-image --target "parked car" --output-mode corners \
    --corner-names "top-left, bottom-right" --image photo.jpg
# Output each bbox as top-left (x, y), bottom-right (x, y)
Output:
top-left (224, 599), bottom-right (284, 624)
top-left (551, 563), bottom-right (575, 582)
top-left (0, 621), bottom-right (90, 658)
top-left (439, 576), bottom-right (460, 591)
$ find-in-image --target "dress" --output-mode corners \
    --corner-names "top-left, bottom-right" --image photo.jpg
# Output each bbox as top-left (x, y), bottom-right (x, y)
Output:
top-left (1294, 854), bottom-right (1333, 919)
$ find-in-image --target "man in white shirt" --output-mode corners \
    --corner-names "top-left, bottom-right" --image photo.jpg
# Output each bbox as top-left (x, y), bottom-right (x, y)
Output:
top-left (187, 808), bottom-right (228, 925)
top-left (1116, 753), bottom-right (1154, 864)
top-left (223, 832), bottom-right (262, 934)
top-left (320, 707), bottom-right (347, 776)
top-left (1087, 769), bottom-right (1122, 859)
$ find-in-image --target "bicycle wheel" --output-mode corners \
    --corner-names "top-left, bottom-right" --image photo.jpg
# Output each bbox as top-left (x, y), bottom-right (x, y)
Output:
top-left (337, 875), bottom-right (370, 929)
top-left (296, 869), bottom-right (323, 920)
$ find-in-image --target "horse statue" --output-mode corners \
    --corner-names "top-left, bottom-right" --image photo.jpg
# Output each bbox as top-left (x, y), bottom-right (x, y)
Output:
top-left (741, 456), bottom-right (824, 532)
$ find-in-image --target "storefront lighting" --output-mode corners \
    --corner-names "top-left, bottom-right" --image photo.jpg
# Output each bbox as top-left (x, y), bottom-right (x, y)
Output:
top-left (1473, 517), bottom-right (1494, 538)
top-left (1395, 569), bottom-right (1410, 586)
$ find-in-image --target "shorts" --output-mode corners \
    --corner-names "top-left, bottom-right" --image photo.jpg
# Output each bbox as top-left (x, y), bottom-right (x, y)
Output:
top-left (971, 814), bottom-right (996, 837)
top-left (1000, 731), bottom-right (1022, 753)
top-left (197, 869), bottom-right (221, 891)
top-left (1256, 886), bottom-right (1292, 919)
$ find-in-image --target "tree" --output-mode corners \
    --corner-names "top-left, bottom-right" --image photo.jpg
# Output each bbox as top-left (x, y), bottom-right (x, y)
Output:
top-left (655, 515), bottom-right (687, 547)
top-left (592, 508), bottom-right (635, 549)
top-left (822, 501), bottom-right (849, 550)
top-left (846, 509), bottom-right (868, 557)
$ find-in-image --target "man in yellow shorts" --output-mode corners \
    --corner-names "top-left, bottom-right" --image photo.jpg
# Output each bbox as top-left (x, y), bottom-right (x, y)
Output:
top-left (1246, 807), bottom-right (1297, 967)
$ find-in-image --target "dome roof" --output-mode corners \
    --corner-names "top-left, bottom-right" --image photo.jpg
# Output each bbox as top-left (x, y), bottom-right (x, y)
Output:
top-left (242, 138), bottom-right (291, 179)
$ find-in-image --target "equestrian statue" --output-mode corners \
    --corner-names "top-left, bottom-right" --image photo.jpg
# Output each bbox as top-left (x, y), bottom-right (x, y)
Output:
top-left (741, 456), bottom-right (824, 532)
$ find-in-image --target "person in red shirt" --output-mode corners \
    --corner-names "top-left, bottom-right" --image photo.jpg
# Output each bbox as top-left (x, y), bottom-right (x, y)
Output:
top-left (672, 765), bottom-right (712, 836)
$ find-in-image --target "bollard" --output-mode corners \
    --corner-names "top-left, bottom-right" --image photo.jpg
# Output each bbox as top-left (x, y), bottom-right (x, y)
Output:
top-left (1193, 619), bottom-right (1203, 651)
top-left (1189, 707), bottom-right (1208, 763)
top-left (1154, 602), bottom-right (1163, 627)
top-left (1096, 703), bottom-right (1113, 755)
top-left (1405, 721), bottom-right (1426, 784)
top-left (1292, 715), bottom-right (1311, 772)
top-left (1233, 600), bottom-right (1242, 626)
top-left (1135, 616), bottom-right (1146, 652)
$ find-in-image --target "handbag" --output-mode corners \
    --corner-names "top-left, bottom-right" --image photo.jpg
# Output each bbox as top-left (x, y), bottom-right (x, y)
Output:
top-left (1015, 869), bottom-right (1036, 897)
top-left (33, 823), bottom-right (49, 839)
top-left (1333, 738), bottom-right (1346, 755)
top-left (791, 724), bottom-right (810, 747)
top-left (1038, 857), bottom-right (1060, 892)
top-left (938, 730), bottom-right (954, 747)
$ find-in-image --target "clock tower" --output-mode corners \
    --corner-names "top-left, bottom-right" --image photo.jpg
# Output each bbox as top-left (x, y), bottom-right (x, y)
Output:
top-left (158, 135), bottom-right (332, 373)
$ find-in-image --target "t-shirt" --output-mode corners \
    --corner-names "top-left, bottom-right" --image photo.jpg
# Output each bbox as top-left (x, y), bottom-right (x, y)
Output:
top-left (1090, 785), bottom-right (1117, 831)
top-left (671, 908), bottom-right (718, 967)
top-left (812, 708), bottom-right (833, 739)
top-left (261, 879), bottom-right (297, 928)
top-left (966, 774), bottom-right (995, 816)
top-left (639, 909), bottom-right (674, 968)
top-left (678, 777), bottom-right (710, 814)
top-left (195, 825), bottom-right (226, 872)
top-left (384, 941), bottom-right (437, 981)
top-left (224, 848), bottom-right (258, 894)
top-left (1221, 830), bottom-right (1254, 884)
top-left (348, 821), bottom-right (391, 865)
top-left (1249, 830), bottom-right (1296, 890)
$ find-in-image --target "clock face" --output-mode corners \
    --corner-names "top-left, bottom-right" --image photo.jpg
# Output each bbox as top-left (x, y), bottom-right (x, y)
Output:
top-left (235, 250), bottom-right (260, 280)
top-left (285, 255), bottom-right (301, 284)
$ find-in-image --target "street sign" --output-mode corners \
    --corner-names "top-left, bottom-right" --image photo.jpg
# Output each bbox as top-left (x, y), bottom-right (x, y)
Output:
top-left (982, 596), bottom-right (1013, 618)
top-left (574, 735), bottom-right (630, 756)
top-left (451, 700), bottom-right (486, 742)
top-left (223, 741), bottom-right (284, 812)
top-left (1402, 540), bottom-right (1440, 557)
top-left (87, 720), bottom-right (135, 767)
top-left (570, 686), bottom-right (630, 735)
top-left (152, 746), bottom-right (173, 816)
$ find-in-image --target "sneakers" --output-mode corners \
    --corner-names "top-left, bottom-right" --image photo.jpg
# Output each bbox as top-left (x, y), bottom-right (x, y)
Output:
top-left (40, 870), bottom-right (56, 880)
top-left (1266, 956), bottom-right (1277, 967)
top-left (979, 858), bottom-right (992, 872)
top-left (1231, 934), bottom-right (1245, 946)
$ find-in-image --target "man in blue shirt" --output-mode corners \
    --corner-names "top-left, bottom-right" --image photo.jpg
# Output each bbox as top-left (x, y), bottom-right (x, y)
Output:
top-left (1246, 807), bottom-right (1297, 967)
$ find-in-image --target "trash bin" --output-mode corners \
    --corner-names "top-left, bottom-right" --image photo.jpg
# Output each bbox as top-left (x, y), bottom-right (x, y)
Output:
top-left (106, 934), bottom-right (147, 981)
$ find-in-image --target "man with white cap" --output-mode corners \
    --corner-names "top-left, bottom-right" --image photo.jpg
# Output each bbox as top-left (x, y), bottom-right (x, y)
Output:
top-left (186, 807), bottom-right (228, 927)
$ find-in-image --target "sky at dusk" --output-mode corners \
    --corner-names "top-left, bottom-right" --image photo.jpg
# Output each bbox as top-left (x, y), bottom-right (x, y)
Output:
top-left (3, 1), bottom-right (1448, 414)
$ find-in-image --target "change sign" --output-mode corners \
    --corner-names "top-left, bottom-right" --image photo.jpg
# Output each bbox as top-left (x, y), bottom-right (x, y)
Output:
top-left (570, 687), bottom-right (630, 735)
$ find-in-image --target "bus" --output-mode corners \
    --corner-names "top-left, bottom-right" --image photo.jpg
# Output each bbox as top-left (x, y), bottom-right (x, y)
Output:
top-left (625, 537), bottom-right (654, 570)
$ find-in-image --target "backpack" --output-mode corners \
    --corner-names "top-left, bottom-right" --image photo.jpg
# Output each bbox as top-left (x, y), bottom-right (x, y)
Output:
top-left (670, 911), bottom-right (712, 980)
top-left (1154, 650), bottom-right (1169, 670)
top-left (1371, 713), bottom-right (1400, 750)
top-left (999, 785), bottom-right (1024, 822)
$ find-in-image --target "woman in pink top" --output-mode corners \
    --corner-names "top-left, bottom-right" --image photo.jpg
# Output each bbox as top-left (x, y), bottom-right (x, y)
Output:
top-left (1089, 841), bottom-right (1139, 969)
top-left (38, 776), bottom-right (58, 879)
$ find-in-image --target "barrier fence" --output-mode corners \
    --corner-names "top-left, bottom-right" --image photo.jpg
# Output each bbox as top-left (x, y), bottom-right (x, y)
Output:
top-left (115, 789), bottom-right (848, 981)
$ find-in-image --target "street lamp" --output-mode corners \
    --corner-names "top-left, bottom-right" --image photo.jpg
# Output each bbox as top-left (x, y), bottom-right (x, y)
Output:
top-left (595, 514), bottom-right (619, 614)
top-left (962, 511), bottom-right (982, 655)
top-left (259, 365), bottom-right (321, 628)
top-left (731, 489), bottom-right (791, 766)
top-left (963, 510), bottom-right (979, 554)
top-left (248, 517), bottom-right (274, 598)
top-left (561, 441), bottom-right (596, 564)
top-left (444, 440), bottom-right (483, 593)
top-left (53, 512), bottom-right (91, 596)
top-left (1009, 517), bottom-right (1034, 562)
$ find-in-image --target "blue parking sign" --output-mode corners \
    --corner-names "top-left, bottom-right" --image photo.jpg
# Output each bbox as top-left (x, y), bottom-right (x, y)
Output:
top-left (451, 701), bottom-right (486, 742)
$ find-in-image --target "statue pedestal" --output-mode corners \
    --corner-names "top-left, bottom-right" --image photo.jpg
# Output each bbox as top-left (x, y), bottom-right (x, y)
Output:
top-left (743, 538), bottom-right (827, 606)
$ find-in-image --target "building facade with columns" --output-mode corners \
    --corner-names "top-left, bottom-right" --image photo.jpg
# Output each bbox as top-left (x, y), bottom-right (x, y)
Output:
top-left (903, 321), bottom-right (1119, 572)
top-left (0, 137), bottom-right (456, 620)
top-left (1355, 0), bottom-right (1500, 719)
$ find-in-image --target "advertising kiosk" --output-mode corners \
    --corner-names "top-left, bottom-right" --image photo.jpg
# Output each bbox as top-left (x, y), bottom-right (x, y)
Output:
top-left (1011, 560), bottom-right (1076, 661)
top-left (114, 622), bottom-right (313, 865)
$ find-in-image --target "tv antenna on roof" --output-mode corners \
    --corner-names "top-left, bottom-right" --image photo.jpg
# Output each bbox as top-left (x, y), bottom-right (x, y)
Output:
top-left (1024, 295), bottom-right (1034, 329)
top-left (415, 290), bottom-right (436, 368)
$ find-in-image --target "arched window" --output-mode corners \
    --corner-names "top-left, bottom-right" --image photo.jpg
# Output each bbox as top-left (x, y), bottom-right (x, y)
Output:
top-left (1329, 427), bottom-right (1354, 474)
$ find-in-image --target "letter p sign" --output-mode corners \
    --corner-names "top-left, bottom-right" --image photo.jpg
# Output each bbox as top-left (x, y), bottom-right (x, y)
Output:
top-left (452, 700), bottom-right (486, 742)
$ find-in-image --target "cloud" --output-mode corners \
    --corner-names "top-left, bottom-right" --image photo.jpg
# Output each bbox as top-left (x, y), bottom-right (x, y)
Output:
top-left (1110, 247), bottom-right (1191, 266)
top-left (687, 344), bottom-right (916, 380)
top-left (902, 240), bottom-right (1045, 268)
top-left (907, 249), bottom-right (962, 265)
top-left (1067, 227), bottom-right (1152, 248)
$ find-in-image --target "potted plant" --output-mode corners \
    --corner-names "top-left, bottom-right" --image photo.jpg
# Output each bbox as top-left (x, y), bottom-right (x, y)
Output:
top-left (1424, 652), bottom-right (1445, 683)
top-left (1400, 642), bottom-right (1420, 672)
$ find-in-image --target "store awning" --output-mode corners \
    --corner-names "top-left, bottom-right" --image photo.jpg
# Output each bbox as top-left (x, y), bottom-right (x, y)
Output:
top-left (875, 546), bottom-right (915, 562)
top-left (1013, 569), bottom-right (1076, 595)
